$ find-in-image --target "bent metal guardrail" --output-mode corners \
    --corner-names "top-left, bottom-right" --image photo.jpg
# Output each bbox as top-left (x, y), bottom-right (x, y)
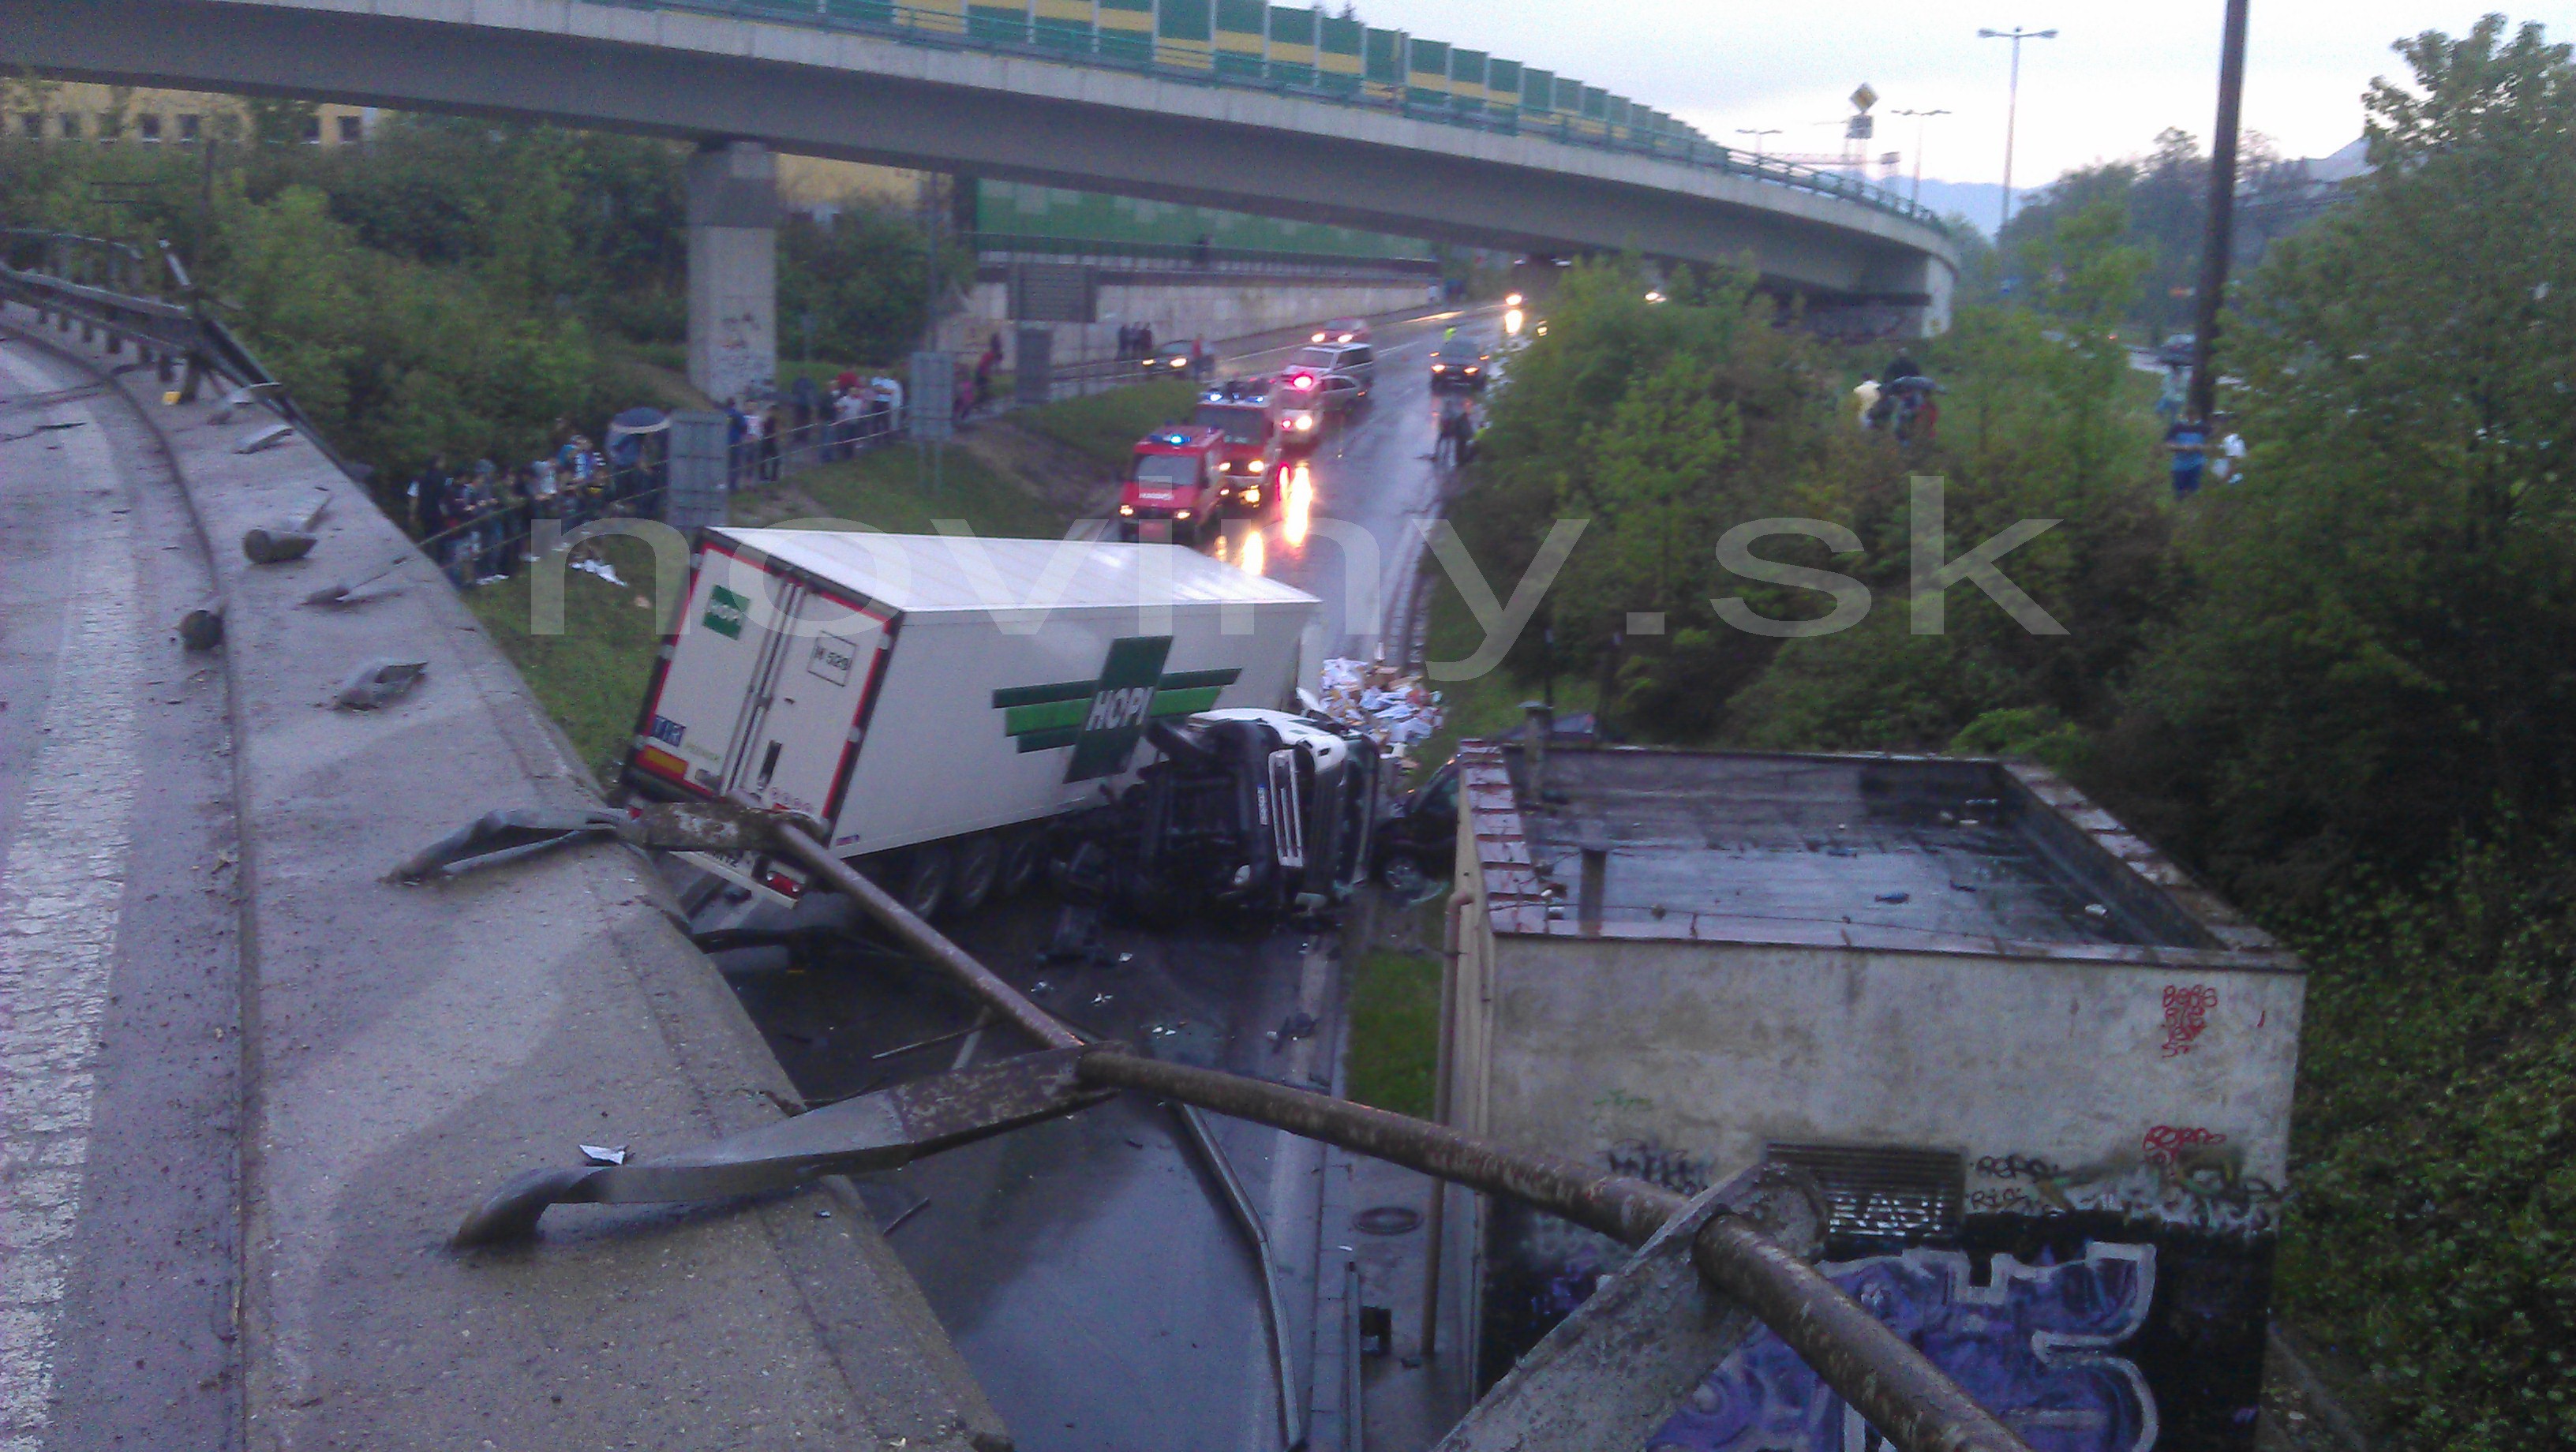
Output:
top-left (0, 228), bottom-right (371, 477)
top-left (447, 810), bottom-right (2038, 1452)
top-left (586, 0), bottom-right (1944, 229)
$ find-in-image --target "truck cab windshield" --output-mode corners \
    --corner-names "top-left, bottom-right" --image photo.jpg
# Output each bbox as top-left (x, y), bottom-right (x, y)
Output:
top-left (1133, 454), bottom-right (1202, 488)
top-left (1192, 404), bottom-right (1269, 443)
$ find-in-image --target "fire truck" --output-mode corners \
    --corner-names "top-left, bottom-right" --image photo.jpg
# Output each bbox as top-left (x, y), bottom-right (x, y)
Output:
top-left (1116, 425), bottom-right (1230, 545)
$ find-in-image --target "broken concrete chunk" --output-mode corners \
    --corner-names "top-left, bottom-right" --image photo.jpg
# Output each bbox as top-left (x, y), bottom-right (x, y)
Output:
top-left (178, 605), bottom-right (224, 651)
top-left (333, 658), bottom-right (428, 710)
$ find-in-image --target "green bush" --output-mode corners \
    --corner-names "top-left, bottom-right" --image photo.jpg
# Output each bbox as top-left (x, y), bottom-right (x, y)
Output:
top-left (2275, 834), bottom-right (2576, 1446)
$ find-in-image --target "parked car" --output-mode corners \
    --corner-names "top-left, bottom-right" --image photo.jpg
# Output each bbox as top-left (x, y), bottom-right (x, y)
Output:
top-left (1373, 756), bottom-right (1460, 896)
top-left (1430, 341), bottom-right (1491, 393)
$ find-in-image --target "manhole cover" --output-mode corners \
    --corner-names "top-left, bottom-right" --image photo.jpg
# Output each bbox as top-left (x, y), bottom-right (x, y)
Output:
top-left (1353, 1206), bottom-right (1423, 1237)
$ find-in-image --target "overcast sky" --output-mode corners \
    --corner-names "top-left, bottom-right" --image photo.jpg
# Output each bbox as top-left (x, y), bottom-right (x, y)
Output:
top-left (1361, 2), bottom-right (2574, 185)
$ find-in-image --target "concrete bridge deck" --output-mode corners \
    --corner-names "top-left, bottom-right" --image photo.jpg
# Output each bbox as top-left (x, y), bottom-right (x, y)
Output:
top-left (0, 0), bottom-right (1956, 317)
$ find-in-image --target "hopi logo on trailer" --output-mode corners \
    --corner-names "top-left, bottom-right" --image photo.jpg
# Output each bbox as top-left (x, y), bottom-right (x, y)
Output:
top-left (700, 585), bottom-right (751, 640)
top-left (990, 636), bottom-right (1240, 783)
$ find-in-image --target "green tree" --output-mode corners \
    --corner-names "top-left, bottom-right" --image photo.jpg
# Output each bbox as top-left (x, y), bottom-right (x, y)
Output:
top-left (777, 201), bottom-right (968, 366)
top-left (2105, 15), bottom-right (2576, 897)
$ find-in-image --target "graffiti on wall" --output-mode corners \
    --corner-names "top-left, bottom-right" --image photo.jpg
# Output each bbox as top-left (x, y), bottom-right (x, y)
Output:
top-left (1967, 1147), bottom-right (2282, 1240)
top-left (1604, 1138), bottom-right (1713, 1196)
top-left (2159, 986), bottom-right (2220, 1059)
top-left (1646, 1242), bottom-right (2159, 1452)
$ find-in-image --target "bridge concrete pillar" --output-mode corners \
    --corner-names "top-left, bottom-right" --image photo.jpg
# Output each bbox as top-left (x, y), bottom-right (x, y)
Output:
top-left (686, 140), bottom-right (780, 404)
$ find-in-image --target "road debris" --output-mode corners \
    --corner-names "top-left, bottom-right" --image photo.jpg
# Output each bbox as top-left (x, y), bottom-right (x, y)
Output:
top-left (243, 489), bottom-right (332, 563)
top-left (578, 1144), bottom-right (629, 1166)
top-left (332, 657), bottom-right (428, 710)
top-left (178, 603), bottom-right (224, 651)
top-left (1316, 657), bottom-right (1444, 762)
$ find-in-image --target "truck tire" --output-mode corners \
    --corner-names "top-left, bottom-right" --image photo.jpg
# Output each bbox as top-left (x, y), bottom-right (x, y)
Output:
top-left (949, 833), bottom-right (1001, 916)
top-left (896, 843), bottom-right (953, 921)
top-left (997, 829), bottom-right (1046, 900)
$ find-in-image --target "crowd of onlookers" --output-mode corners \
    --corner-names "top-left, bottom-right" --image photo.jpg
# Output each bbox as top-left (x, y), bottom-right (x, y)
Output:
top-left (722, 365), bottom-right (911, 485)
top-left (408, 362), bottom-right (931, 586)
top-left (408, 327), bottom-right (1168, 588)
top-left (408, 428), bottom-right (660, 587)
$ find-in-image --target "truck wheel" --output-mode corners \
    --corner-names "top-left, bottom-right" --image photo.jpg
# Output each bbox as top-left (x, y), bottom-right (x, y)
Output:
top-left (949, 833), bottom-right (1001, 916)
top-left (997, 829), bottom-right (1046, 900)
top-left (896, 843), bottom-right (953, 921)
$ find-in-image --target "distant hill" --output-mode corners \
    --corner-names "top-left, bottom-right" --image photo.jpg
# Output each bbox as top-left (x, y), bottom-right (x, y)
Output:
top-left (1909, 140), bottom-right (2367, 240)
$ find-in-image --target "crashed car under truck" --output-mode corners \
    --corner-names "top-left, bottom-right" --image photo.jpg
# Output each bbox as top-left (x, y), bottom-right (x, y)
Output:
top-left (618, 528), bottom-right (1381, 923)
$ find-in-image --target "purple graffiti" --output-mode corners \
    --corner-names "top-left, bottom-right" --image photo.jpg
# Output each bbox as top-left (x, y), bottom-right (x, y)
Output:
top-left (1646, 1243), bottom-right (2159, 1452)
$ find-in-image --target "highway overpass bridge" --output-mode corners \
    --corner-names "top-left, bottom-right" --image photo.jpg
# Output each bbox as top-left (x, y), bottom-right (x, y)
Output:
top-left (0, 0), bottom-right (1961, 394)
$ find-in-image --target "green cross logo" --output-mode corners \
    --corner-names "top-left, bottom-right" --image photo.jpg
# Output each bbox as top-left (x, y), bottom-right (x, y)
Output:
top-left (991, 636), bottom-right (1241, 782)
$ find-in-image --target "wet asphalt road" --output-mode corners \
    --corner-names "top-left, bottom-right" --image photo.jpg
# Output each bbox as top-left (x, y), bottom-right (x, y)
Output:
top-left (0, 331), bottom-right (243, 1452)
top-left (700, 308), bottom-right (1497, 1452)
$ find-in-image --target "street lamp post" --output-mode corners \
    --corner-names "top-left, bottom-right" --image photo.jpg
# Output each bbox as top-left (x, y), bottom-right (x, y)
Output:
top-left (1893, 107), bottom-right (1952, 208)
top-left (1735, 127), bottom-right (1782, 159)
top-left (1976, 26), bottom-right (2057, 236)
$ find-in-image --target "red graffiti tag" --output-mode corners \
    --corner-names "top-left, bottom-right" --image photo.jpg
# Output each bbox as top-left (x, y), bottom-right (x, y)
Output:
top-left (2142, 1125), bottom-right (2226, 1166)
top-left (2160, 984), bottom-right (2220, 1059)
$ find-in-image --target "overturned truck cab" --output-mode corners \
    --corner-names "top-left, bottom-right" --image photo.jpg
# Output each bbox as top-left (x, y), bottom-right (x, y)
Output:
top-left (1119, 708), bottom-right (1380, 919)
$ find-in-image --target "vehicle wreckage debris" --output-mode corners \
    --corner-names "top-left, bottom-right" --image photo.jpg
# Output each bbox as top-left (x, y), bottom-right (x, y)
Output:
top-left (177, 602), bottom-right (224, 652)
top-left (331, 657), bottom-right (429, 710)
top-left (391, 799), bottom-right (793, 883)
top-left (449, 1046), bottom-right (1107, 1247)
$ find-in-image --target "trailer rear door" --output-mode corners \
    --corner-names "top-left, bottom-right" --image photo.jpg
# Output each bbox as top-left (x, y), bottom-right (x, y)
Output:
top-left (631, 537), bottom-right (892, 825)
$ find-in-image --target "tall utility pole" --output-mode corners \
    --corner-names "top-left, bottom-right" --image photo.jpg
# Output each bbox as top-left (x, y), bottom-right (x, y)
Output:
top-left (2188, 0), bottom-right (2252, 422)
top-left (1895, 107), bottom-right (1952, 207)
top-left (1977, 26), bottom-right (2057, 237)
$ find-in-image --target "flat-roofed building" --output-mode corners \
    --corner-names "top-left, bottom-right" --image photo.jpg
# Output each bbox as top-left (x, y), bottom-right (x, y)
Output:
top-left (1440, 737), bottom-right (2304, 1451)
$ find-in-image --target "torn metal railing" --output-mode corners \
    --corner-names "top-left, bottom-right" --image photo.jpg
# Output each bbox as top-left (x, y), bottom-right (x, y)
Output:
top-left (432, 810), bottom-right (2036, 1452)
top-left (0, 234), bottom-right (369, 479)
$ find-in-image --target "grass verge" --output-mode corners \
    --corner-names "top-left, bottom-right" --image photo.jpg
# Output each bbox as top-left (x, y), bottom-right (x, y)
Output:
top-left (1006, 379), bottom-right (1202, 471)
top-left (1411, 546), bottom-right (1599, 770)
top-left (461, 533), bottom-right (672, 782)
top-left (732, 440), bottom-right (1069, 538)
top-left (1346, 947), bottom-right (1440, 1118)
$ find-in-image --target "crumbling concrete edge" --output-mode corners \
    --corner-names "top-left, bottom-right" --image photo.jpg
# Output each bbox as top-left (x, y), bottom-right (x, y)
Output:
top-left (8, 309), bottom-right (1010, 1451)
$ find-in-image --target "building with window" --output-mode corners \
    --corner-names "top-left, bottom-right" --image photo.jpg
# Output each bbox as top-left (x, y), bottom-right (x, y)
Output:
top-left (2, 81), bottom-right (372, 146)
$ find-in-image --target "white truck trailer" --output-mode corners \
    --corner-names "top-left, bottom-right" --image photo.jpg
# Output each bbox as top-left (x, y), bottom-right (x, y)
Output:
top-left (622, 529), bottom-right (1372, 918)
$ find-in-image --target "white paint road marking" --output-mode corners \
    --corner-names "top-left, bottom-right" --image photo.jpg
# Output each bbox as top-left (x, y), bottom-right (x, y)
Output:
top-left (0, 351), bottom-right (144, 1452)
